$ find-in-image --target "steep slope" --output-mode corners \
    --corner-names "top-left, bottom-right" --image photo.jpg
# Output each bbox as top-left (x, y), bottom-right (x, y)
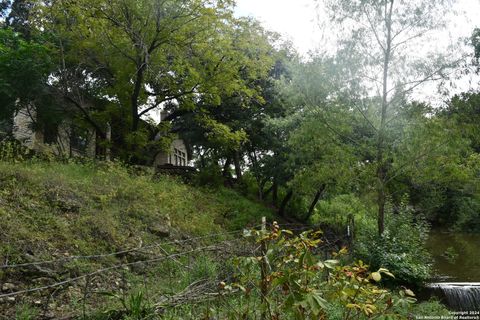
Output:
top-left (0, 161), bottom-right (273, 318)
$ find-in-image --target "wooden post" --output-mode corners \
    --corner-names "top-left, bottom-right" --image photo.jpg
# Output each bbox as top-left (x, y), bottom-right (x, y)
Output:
top-left (260, 216), bottom-right (268, 320)
top-left (347, 214), bottom-right (355, 247)
top-left (82, 275), bottom-right (90, 320)
top-left (105, 122), bottom-right (111, 161)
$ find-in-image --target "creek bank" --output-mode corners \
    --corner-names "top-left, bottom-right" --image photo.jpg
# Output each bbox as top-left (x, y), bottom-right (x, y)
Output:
top-left (420, 229), bottom-right (480, 311)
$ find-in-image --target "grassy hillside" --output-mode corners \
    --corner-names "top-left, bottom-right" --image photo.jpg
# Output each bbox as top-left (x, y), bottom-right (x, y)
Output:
top-left (0, 161), bottom-right (449, 319)
top-left (0, 161), bottom-right (272, 254)
top-left (0, 160), bottom-right (273, 318)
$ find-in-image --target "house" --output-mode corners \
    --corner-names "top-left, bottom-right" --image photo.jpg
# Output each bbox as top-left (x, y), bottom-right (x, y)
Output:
top-left (12, 106), bottom-right (189, 166)
top-left (153, 110), bottom-right (189, 167)
top-left (154, 138), bottom-right (189, 167)
top-left (12, 107), bottom-right (97, 158)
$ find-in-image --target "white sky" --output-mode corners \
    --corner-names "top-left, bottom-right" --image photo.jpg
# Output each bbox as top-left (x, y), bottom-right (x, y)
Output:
top-left (234, 0), bottom-right (480, 56)
top-left (235, 0), bottom-right (320, 55)
top-left (234, 0), bottom-right (480, 102)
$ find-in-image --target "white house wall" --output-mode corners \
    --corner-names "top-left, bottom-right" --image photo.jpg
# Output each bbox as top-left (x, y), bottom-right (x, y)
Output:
top-left (154, 138), bottom-right (188, 166)
top-left (12, 107), bottom-right (39, 149)
top-left (12, 107), bottom-right (96, 158)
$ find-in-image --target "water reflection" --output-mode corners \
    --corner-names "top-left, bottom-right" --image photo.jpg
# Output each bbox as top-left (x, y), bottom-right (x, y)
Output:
top-left (427, 229), bottom-right (480, 282)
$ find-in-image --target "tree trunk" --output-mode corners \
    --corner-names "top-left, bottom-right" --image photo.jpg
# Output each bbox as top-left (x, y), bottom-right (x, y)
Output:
top-left (105, 122), bottom-right (111, 161)
top-left (272, 180), bottom-right (278, 205)
top-left (305, 184), bottom-right (326, 221)
top-left (222, 157), bottom-right (232, 178)
top-left (233, 151), bottom-right (242, 180)
top-left (376, 0), bottom-right (394, 236)
top-left (131, 63), bottom-right (146, 132)
top-left (263, 183), bottom-right (274, 198)
top-left (278, 189), bottom-right (293, 217)
top-left (247, 150), bottom-right (264, 200)
top-left (258, 178), bottom-right (268, 201)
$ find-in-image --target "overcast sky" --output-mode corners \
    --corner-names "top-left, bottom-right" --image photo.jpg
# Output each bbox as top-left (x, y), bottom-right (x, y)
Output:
top-left (235, 0), bottom-right (480, 56)
top-left (234, 0), bottom-right (480, 102)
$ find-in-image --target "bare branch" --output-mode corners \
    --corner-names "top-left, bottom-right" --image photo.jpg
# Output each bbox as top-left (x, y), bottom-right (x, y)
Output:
top-left (363, 5), bottom-right (386, 53)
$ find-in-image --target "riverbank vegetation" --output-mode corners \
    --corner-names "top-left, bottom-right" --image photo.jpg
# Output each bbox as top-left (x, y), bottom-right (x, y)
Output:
top-left (0, 161), bottom-right (448, 318)
top-left (1, 0), bottom-right (479, 317)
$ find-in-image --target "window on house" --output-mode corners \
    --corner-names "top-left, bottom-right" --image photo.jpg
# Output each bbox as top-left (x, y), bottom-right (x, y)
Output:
top-left (70, 125), bottom-right (88, 154)
top-left (173, 148), bottom-right (187, 166)
top-left (43, 122), bottom-right (58, 144)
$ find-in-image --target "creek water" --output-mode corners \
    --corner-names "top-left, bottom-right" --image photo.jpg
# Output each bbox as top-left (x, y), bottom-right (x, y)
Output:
top-left (426, 229), bottom-right (480, 311)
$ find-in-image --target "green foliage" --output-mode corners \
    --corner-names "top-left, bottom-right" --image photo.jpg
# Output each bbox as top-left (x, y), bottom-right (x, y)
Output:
top-left (0, 159), bottom-right (453, 318)
top-left (408, 299), bottom-right (450, 319)
top-left (473, 28), bottom-right (480, 65)
top-left (0, 160), bottom-right (272, 263)
top-left (0, 28), bottom-right (53, 121)
top-left (214, 187), bottom-right (275, 230)
top-left (0, 139), bottom-right (34, 162)
top-left (2, 0), bottom-right (478, 317)
top-left (0, 159), bottom-right (277, 318)
top-left (15, 304), bottom-right (39, 320)
top-left (450, 194), bottom-right (480, 232)
top-left (100, 291), bottom-right (154, 320)
top-left (388, 95), bottom-right (480, 232)
top-left (266, 57), bottom-right (374, 219)
top-left (228, 223), bottom-right (423, 319)
top-left (29, 0), bottom-right (277, 162)
top-left (310, 194), bottom-right (371, 228)
top-left (194, 163), bottom-right (225, 188)
top-left (355, 202), bottom-right (432, 284)
top-left (197, 115), bottom-right (248, 153)
top-left (317, 0), bottom-right (462, 236)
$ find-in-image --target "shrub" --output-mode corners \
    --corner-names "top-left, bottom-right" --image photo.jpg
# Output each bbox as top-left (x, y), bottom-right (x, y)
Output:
top-left (226, 223), bottom-right (419, 319)
top-left (194, 163), bottom-right (224, 188)
top-left (355, 204), bottom-right (432, 285)
top-left (310, 194), bottom-right (371, 228)
top-left (0, 139), bottom-right (34, 162)
top-left (451, 196), bottom-right (480, 232)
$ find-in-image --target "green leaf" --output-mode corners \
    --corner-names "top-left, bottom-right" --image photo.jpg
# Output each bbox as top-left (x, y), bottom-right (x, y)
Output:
top-left (371, 272), bottom-right (381, 282)
top-left (310, 292), bottom-right (328, 315)
top-left (378, 268), bottom-right (395, 278)
top-left (324, 260), bottom-right (339, 269)
top-left (404, 289), bottom-right (415, 297)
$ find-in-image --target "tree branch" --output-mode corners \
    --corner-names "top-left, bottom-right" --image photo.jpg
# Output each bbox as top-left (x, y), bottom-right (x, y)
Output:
top-left (63, 95), bottom-right (105, 137)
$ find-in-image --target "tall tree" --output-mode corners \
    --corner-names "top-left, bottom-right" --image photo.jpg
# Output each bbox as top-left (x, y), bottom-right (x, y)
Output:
top-left (473, 28), bottom-right (480, 61)
top-left (2, 0), bottom-right (35, 38)
top-left (321, 0), bottom-right (462, 234)
top-left (277, 56), bottom-right (374, 220)
top-left (31, 0), bottom-right (274, 162)
top-left (392, 99), bottom-right (478, 230)
top-left (169, 20), bottom-right (281, 180)
top-left (0, 28), bottom-right (53, 129)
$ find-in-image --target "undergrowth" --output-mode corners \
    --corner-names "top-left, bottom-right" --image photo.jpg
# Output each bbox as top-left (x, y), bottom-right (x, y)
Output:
top-left (0, 160), bottom-right (273, 318)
